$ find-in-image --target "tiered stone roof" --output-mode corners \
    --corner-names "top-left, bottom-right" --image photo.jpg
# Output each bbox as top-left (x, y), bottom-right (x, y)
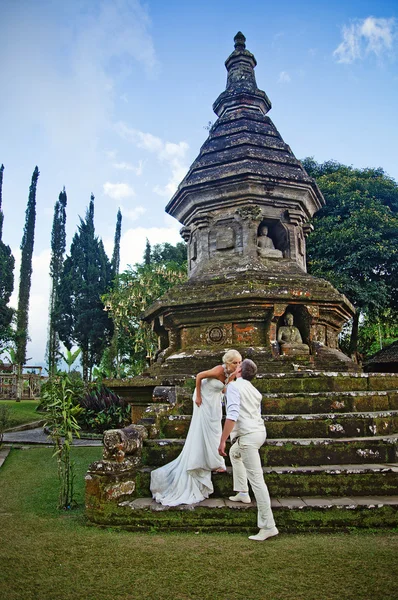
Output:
top-left (166, 32), bottom-right (323, 224)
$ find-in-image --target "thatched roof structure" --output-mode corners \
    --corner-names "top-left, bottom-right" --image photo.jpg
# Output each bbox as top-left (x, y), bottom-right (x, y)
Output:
top-left (364, 340), bottom-right (398, 373)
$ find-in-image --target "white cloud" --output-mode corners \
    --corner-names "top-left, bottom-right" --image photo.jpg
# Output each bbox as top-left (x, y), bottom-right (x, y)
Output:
top-left (113, 160), bottom-right (144, 175)
top-left (334, 17), bottom-right (397, 63)
top-left (278, 71), bottom-right (291, 84)
top-left (103, 224), bottom-right (183, 271)
top-left (120, 205), bottom-right (146, 222)
top-left (114, 121), bottom-right (190, 197)
top-left (103, 182), bottom-right (136, 200)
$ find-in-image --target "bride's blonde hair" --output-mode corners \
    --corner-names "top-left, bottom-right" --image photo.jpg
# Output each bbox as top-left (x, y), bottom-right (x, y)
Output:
top-left (222, 349), bottom-right (242, 365)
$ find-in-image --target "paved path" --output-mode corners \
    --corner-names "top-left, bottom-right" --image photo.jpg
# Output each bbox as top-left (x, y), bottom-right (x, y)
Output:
top-left (2, 427), bottom-right (102, 446)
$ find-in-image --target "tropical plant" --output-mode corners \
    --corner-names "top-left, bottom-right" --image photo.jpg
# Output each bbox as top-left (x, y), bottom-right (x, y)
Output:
top-left (102, 260), bottom-right (187, 376)
top-left (77, 384), bottom-right (130, 433)
top-left (45, 372), bottom-right (83, 509)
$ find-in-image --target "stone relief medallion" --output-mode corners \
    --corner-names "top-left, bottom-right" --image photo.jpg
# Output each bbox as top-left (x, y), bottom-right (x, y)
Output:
top-left (207, 326), bottom-right (225, 343)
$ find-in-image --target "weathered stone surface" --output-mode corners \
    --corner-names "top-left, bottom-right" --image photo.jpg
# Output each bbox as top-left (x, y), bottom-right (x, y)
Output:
top-left (135, 33), bottom-right (356, 375)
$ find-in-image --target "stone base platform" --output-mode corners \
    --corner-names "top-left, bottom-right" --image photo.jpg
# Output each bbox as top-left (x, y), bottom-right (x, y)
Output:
top-left (86, 495), bottom-right (398, 532)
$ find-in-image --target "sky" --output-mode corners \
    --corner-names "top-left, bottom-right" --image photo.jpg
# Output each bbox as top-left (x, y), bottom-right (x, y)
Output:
top-left (0, 0), bottom-right (397, 367)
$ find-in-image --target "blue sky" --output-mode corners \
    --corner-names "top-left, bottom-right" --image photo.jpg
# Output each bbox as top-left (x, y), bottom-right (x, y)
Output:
top-left (1, 0), bottom-right (397, 366)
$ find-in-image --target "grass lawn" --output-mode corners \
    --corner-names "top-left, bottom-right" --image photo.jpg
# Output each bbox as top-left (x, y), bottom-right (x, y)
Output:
top-left (0, 446), bottom-right (397, 600)
top-left (0, 400), bottom-right (41, 429)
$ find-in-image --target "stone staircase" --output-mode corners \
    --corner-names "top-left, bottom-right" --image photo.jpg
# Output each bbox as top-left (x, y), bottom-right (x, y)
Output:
top-left (86, 372), bottom-right (398, 531)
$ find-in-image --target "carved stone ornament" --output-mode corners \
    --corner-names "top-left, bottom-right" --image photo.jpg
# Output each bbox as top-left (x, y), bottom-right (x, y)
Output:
top-left (235, 205), bottom-right (262, 220)
top-left (207, 326), bottom-right (225, 343)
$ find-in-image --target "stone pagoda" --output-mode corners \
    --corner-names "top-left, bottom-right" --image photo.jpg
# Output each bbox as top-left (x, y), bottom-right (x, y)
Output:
top-left (143, 32), bottom-right (355, 375)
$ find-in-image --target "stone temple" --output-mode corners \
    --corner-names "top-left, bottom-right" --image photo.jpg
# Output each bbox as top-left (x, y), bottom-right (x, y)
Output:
top-left (143, 32), bottom-right (355, 377)
top-left (89, 34), bottom-right (398, 533)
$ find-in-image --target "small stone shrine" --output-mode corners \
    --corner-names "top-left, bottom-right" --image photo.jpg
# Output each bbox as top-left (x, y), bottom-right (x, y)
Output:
top-left (143, 32), bottom-right (355, 374)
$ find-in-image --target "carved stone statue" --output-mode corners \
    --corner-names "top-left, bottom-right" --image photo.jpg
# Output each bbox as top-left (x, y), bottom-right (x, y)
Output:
top-left (257, 224), bottom-right (283, 258)
top-left (277, 312), bottom-right (309, 355)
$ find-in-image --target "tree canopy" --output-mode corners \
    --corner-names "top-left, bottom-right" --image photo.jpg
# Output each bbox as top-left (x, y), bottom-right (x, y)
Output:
top-left (0, 164), bottom-right (15, 349)
top-left (15, 166), bottom-right (39, 366)
top-left (304, 159), bottom-right (398, 355)
top-left (46, 188), bottom-right (67, 375)
top-left (56, 195), bottom-right (114, 380)
top-left (102, 244), bottom-right (187, 377)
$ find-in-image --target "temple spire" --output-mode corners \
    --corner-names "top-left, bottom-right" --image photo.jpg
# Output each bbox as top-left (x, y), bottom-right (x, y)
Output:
top-left (213, 32), bottom-right (272, 117)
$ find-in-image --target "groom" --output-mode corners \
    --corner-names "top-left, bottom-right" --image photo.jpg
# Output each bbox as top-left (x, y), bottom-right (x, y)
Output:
top-left (218, 358), bottom-right (278, 541)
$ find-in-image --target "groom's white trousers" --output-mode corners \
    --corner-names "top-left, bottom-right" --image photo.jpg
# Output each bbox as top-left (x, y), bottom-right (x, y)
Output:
top-left (229, 430), bottom-right (276, 530)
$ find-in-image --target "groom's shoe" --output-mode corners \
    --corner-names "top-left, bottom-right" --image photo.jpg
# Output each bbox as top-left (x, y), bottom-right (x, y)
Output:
top-left (228, 492), bottom-right (251, 504)
top-left (249, 527), bottom-right (279, 541)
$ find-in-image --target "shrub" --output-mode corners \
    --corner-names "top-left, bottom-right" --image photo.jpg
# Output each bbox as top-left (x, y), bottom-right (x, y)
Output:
top-left (78, 384), bottom-right (130, 433)
top-left (0, 404), bottom-right (11, 445)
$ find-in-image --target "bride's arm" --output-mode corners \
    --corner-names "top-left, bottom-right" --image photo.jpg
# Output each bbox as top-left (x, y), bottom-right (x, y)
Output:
top-left (194, 365), bottom-right (224, 406)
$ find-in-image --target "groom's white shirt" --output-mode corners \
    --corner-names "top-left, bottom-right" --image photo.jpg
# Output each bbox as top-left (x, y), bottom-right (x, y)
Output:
top-left (226, 377), bottom-right (265, 441)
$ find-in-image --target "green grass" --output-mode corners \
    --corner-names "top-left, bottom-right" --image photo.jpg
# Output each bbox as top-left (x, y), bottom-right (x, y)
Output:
top-left (0, 447), bottom-right (397, 600)
top-left (0, 400), bottom-right (41, 428)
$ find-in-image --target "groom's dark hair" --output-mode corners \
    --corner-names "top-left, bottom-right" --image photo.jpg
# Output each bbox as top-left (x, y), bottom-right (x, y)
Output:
top-left (241, 359), bottom-right (257, 381)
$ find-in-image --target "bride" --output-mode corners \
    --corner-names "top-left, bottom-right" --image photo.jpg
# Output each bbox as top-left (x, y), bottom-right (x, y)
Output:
top-left (150, 349), bottom-right (242, 506)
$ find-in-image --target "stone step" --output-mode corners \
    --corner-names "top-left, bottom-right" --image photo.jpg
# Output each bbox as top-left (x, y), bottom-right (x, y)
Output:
top-left (135, 463), bottom-right (398, 499)
top-left (175, 390), bottom-right (398, 416)
top-left (261, 390), bottom-right (398, 415)
top-left (87, 494), bottom-right (398, 531)
top-left (160, 411), bottom-right (398, 439)
top-left (143, 435), bottom-right (398, 467)
top-left (254, 372), bottom-right (398, 394)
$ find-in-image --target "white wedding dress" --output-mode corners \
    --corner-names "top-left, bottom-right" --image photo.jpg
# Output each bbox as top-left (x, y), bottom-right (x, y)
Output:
top-left (150, 377), bottom-right (226, 506)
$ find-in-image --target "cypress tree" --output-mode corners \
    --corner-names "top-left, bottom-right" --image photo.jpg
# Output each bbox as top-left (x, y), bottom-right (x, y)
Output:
top-left (111, 208), bottom-right (122, 279)
top-left (57, 195), bottom-right (113, 381)
top-left (144, 238), bottom-right (151, 265)
top-left (0, 164), bottom-right (15, 349)
top-left (0, 164), bottom-right (4, 240)
top-left (46, 188), bottom-right (67, 375)
top-left (15, 166), bottom-right (39, 367)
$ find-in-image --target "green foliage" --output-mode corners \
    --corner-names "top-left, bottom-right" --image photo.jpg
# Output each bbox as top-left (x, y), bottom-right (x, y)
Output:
top-left (111, 208), bottom-right (122, 279)
top-left (0, 403), bottom-right (11, 444)
top-left (45, 373), bottom-right (83, 509)
top-left (144, 237), bottom-right (151, 265)
top-left (58, 347), bottom-right (81, 372)
top-left (151, 241), bottom-right (187, 265)
top-left (0, 164), bottom-right (15, 349)
top-left (340, 312), bottom-right (398, 360)
top-left (15, 166), bottom-right (39, 366)
top-left (102, 260), bottom-right (187, 376)
top-left (56, 195), bottom-right (114, 381)
top-left (46, 188), bottom-right (67, 376)
top-left (39, 369), bottom-right (85, 412)
top-left (0, 241), bottom-right (15, 348)
top-left (0, 400), bottom-right (40, 429)
top-left (77, 384), bottom-right (130, 433)
top-left (303, 159), bottom-right (398, 354)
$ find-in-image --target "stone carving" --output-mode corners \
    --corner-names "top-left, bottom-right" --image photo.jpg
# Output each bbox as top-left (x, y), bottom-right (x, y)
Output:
top-left (235, 204), bottom-right (262, 220)
top-left (207, 326), bottom-right (225, 343)
top-left (257, 223), bottom-right (283, 258)
top-left (277, 312), bottom-right (309, 355)
top-left (103, 424), bottom-right (148, 463)
top-left (85, 424), bottom-right (149, 512)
